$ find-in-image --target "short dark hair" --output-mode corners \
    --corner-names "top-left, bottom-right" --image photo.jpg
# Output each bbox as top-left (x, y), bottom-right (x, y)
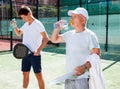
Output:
top-left (18, 5), bottom-right (31, 16)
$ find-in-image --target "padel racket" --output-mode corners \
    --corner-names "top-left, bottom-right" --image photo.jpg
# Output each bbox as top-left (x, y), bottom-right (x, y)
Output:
top-left (13, 43), bottom-right (33, 59)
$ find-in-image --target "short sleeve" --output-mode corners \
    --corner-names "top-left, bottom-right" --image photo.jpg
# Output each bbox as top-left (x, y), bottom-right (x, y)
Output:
top-left (36, 21), bottom-right (45, 32)
top-left (89, 32), bottom-right (100, 50)
top-left (61, 31), bottom-right (71, 42)
top-left (20, 23), bottom-right (27, 31)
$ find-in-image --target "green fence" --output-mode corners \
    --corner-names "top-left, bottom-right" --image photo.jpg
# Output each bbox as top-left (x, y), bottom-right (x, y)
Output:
top-left (0, 0), bottom-right (120, 53)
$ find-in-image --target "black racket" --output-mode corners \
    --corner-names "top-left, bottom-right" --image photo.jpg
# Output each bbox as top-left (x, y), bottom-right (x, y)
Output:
top-left (13, 43), bottom-right (33, 59)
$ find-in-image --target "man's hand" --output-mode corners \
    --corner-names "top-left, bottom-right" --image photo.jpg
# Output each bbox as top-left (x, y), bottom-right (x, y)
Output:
top-left (54, 20), bottom-right (67, 30)
top-left (91, 48), bottom-right (101, 56)
top-left (74, 65), bottom-right (86, 76)
top-left (34, 50), bottom-right (40, 56)
top-left (74, 61), bottom-right (91, 76)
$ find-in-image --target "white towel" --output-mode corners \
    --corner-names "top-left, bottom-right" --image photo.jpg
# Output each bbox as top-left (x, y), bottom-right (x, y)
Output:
top-left (87, 54), bottom-right (105, 89)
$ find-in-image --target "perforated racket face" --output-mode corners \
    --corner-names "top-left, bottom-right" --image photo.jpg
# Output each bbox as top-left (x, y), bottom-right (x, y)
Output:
top-left (13, 44), bottom-right (29, 59)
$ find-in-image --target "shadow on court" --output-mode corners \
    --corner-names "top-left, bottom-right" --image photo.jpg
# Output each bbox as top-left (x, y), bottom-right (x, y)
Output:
top-left (101, 52), bottom-right (120, 71)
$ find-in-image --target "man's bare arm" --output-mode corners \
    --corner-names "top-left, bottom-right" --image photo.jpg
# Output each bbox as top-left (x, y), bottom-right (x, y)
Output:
top-left (50, 28), bottom-right (65, 43)
top-left (14, 26), bottom-right (23, 36)
top-left (34, 31), bottom-right (48, 56)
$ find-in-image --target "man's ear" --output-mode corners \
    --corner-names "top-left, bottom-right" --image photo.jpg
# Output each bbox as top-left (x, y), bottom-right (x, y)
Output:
top-left (82, 17), bottom-right (87, 25)
top-left (27, 12), bottom-right (31, 16)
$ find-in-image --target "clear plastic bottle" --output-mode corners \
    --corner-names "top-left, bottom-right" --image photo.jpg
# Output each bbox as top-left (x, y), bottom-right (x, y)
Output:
top-left (54, 20), bottom-right (68, 30)
top-left (9, 18), bottom-right (16, 31)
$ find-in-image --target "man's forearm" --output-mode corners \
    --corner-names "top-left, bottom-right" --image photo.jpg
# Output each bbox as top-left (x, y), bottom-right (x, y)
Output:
top-left (74, 61), bottom-right (91, 76)
top-left (37, 37), bottom-right (48, 52)
top-left (50, 28), bottom-right (60, 43)
top-left (14, 26), bottom-right (22, 36)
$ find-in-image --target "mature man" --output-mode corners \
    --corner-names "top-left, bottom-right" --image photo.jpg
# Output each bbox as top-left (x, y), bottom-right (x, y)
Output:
top-left (50, 7), bottom-right (101, 89)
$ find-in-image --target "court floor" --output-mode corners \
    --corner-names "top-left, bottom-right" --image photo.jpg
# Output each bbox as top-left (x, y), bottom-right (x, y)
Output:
top-left (0, 51), bottom-right (120, 89)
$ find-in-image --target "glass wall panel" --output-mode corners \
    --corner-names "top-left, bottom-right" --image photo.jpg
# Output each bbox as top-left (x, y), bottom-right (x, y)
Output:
top-left (0, 0), bottom-right (10, 51)
top-left (108, 0), bottom-right (120, 52)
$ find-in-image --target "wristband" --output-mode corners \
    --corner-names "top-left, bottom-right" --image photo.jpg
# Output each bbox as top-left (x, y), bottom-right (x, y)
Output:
top-left (83, 64), bottom-right (88, 70)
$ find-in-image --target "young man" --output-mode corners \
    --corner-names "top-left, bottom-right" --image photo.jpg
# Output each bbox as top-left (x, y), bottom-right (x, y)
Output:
top-left (50, 7), bottom-right (102, 89)
top-left (13, 5), bottom-right (48, 89)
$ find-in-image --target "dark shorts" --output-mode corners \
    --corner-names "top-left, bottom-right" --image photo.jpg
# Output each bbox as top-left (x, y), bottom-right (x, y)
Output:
top-left (21, 54), bottom-right (41, 73)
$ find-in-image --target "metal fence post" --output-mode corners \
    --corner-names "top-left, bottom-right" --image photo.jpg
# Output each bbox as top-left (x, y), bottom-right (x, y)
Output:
top-left (36, 0), bottom-right (39, 19)
top-left (105, 0), bottom-right (109, 52)
top-left (9, 0), bottom-right (13, 51)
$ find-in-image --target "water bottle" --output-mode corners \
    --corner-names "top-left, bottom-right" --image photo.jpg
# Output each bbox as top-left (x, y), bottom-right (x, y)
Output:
top-left (9, 18), bottom-right (16, 31)
top-left (54, 20), bottom-right (68, 30)
top-left (62, 20), bottom-right (68, 30)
